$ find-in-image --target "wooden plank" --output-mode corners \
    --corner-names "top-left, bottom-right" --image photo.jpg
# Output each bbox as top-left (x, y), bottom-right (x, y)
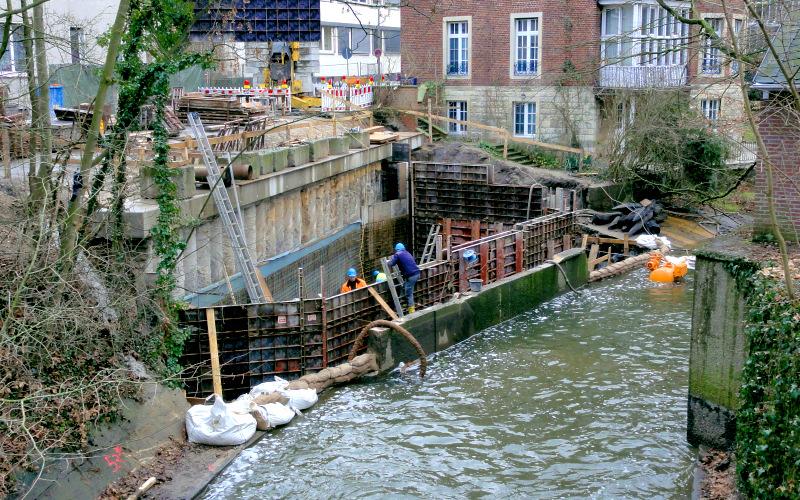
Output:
top-left (581, 234), bottom-right (589, 250)
top-left (624, 234), bottom-right (630, 256)
top-left (205, 308), bottom-right (223, 396)
top-left (563, 234), bottom-right (572, 251)
top-left (546, 239), bottom-right (555, 260)
top-left (515, 232), bottom-right (524, 273)
top-left (588, 243), bottom-right (600, 271)
top-left (480, 242), bottom-right (489, 284)
top-left (256, 269), bottom-right (274, 302)
top-left (458, 253), bottom-right (468, 292)
top-left (368, 286), bottom-right (399, 320)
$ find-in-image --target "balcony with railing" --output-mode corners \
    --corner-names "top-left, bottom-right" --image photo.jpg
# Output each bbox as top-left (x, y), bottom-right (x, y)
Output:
top-left (598, 64), bottom-right (688, 89)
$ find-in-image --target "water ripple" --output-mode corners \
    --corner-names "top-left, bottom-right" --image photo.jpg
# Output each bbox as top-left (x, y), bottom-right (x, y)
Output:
top-left (205, 270), bottom-right (695, 499)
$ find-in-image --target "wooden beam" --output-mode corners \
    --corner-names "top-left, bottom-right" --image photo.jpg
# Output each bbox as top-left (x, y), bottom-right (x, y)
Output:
top-left (205, 308), bottom-right (223, 396)
top-left (368, 286), bottom-right (399, 320)
top-left (256, 268), bottom-right (274, 302)
top-left (580, 234), bottom-right (589, 250)
top-left (515, 232), bottom-right (524, 273)
top-left (480, 242), bottom-right (489, 284)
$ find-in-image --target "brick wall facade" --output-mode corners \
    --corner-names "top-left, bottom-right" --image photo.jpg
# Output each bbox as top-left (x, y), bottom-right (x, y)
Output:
top-left (755, 98), bottom-right (800, 242)
top-left (400, 1), bottom-right (746, 151)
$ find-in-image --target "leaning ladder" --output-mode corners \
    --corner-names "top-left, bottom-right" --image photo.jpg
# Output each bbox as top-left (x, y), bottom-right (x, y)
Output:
top-left (420, 223), bottom-right (441, 264)
top-left (188, 112), bottom-right (267, 304)
top-left (380, 257), bottom-right (405, 318)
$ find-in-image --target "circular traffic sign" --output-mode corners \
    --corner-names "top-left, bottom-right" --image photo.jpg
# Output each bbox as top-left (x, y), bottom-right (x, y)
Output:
top-left (341, 47), bottom-right (353, 60)
top-left (374, 48), bottom-right (382, 58)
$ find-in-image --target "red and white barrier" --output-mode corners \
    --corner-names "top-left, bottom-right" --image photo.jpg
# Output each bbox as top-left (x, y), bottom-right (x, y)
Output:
top-left (320, 85), bottom-right (374, 112)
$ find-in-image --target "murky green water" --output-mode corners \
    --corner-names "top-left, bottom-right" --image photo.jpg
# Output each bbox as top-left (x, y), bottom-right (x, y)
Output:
top-left (205, 270), bottom-right (696, 499)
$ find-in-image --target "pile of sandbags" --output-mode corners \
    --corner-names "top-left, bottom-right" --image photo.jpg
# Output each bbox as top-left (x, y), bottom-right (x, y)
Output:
top-left (286, 353), bottom-right (379, 393)
top-left (185, 355), bottom-right (379, 445)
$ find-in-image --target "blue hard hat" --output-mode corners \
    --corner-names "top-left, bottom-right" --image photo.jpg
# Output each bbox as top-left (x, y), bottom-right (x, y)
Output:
top-left (347, 268), bottom-right (357, 277)
top-left (394, 242), bottom-right (405, 252)
top-left (373, 270), bottom-right (380, 276)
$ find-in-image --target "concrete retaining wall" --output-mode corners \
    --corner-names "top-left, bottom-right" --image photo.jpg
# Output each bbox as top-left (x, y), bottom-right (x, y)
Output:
top-left (368, 248), bottom-right (588, 371)
top-left (687, 249), bottom-right (749, 449)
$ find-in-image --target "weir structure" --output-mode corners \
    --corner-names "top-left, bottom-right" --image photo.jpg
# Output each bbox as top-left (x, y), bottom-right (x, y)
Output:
top-left (178, 160), bottom-right (579, 400)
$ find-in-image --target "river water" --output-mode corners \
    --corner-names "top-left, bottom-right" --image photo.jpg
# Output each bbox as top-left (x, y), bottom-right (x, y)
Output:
top-left (205, 269), bottom-right (696, 499)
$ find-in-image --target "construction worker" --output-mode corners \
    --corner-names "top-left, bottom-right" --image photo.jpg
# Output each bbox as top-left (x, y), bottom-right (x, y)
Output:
top-left (373, 270), bottom-right (387, 283)
top-left (387, 243), bottom-right (420, 314)
top-left (340, 267), bottom-right (367, 294)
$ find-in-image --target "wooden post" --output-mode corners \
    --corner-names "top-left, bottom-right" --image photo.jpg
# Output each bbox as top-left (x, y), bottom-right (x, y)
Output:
top-left (503, 132), bottom-right (509, 160)
top-left (623, 234), bottom-right (630, 256)
top-left (480, 242), bottom-right (489, 284)
top-left (427, 98), bottom-right (433, 143)
top-left (580, 234), bottom-right (589, 250)
top-left (546, 239), bottom-right (555, 260)
top-left (443, 218), bottom-right (452, 248)
top-left (205, 308), bottom-right (223, 396)
top-left (2, 127), bottom-right (11, 179)
top-left (515, 232), bottom-right (524, 273)
top-left (563, 234), bottom-right (572, 251)
top-left (588, 243), bottom-right (600, 272)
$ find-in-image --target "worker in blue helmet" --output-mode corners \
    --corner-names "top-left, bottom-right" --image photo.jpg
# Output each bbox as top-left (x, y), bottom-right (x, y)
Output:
top-left (387, 242), bottom-right (420, 313)
top-left (340, 267), bottom-right (367, 294)
top-left (373, 270), bottom-right (387, 283)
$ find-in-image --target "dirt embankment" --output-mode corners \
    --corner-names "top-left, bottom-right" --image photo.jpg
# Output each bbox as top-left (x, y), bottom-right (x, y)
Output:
top-left (411, 142), bottom-right (598, 189)
top-left (698, 449), bottom-right (740, 499)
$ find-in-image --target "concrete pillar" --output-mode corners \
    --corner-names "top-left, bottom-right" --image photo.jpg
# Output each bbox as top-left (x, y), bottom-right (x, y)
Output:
top-left (183, 228), bottom-right (198, 294)
top-left (265, 200), bottom-right (276, 259)
top-left (245, 204), bottom-right (257, 260)
top-left (208, 220), bottom-right (225, 284)
top-left (256, 201), bottom-right (267, 260)
top-left (196, 225), bottom-right (211, 290)
top-left (687, 251), bottom-right (749, 449)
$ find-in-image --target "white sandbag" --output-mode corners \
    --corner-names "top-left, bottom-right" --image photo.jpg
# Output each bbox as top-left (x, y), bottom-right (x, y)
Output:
top-left (635, 235), bottom-right (672, 251)
top-left (279, 388), bottom-right (318, 411)
top-left (186, 396), bottom-right (257, 446)
top-left (249, 376), bottom-right (290, 397)
top-left (250, 402), bottom-right (296, 430)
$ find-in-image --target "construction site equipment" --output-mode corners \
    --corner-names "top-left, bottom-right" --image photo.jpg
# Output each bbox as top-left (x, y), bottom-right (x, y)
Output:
top-left (420, 223), bottom-right (441, 265)
top-left (188, 112), bottom-right (268, 304)
top-left (380, 257), bottom-right (405, 318)
top-left (650, 257), bottom-right (689, 283)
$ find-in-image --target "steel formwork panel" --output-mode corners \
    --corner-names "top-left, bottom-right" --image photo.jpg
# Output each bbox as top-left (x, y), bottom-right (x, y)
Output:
top-left (192, 0), bottom-right (321, 43)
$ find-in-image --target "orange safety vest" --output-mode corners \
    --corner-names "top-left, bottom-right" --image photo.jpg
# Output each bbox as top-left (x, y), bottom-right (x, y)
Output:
top-left (340, 278), bottom-right (367, 294)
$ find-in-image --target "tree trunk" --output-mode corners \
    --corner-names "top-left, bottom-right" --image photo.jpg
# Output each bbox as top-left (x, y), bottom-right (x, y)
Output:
top-left (58, 0), bottom-right (131, 270)
top-left (19, 0), bottom-right (39, 197)
top-left (29, 0), bottom-right (52, 205)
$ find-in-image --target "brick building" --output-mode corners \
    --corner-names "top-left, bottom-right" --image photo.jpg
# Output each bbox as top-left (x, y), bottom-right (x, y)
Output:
top-left (401, 0), bottom-right (747, 152)
top-left (752, 11), bottom-right (800, 242)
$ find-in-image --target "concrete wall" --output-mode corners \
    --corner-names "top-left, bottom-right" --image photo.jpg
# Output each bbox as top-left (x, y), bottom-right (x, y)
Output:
top-left (368, 248), bottom-right (588, 371)
top-left (687, 249), bottom-right (749, 449)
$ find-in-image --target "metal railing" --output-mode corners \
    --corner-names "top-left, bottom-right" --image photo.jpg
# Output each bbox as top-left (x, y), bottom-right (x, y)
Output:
top-left (598, 64), bottom-right (687, 88)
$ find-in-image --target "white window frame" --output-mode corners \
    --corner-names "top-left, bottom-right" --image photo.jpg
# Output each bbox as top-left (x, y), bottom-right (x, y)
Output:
top-left (321, 25), bottom-right (336, 54)
top-left (700, 16), bottom-right (724, 75)
top-left (513, 102), bottom-right (537, 138)
top-left (600, 3), bottom-right (689, 67)
top-left (0, 24), bottom-right (25, 74)
top-left (448, 100), bottom-right (468, 134)
top-left (443, 16), bottom-right (471, 79)
top-left (731, 17), bottom-right (744, 75)
top-left (701, 98), bottom-right (720, 123)
top-left (510, 13), bottom-right (542, 79)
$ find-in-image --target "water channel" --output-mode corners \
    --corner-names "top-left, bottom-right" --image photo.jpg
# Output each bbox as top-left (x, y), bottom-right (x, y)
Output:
top-left (205, 269), bottom-right (696, 499)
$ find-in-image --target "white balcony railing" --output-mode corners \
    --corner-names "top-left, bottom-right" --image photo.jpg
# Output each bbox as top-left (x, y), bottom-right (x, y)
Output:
top-left (599, 65), bottom-right (687, 89)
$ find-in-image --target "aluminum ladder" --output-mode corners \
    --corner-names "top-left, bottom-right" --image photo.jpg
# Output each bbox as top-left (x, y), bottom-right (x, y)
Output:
top-left (188, 112), bottom-right (267, 304)
top-left (420, 223), bottom-right (441, 264)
